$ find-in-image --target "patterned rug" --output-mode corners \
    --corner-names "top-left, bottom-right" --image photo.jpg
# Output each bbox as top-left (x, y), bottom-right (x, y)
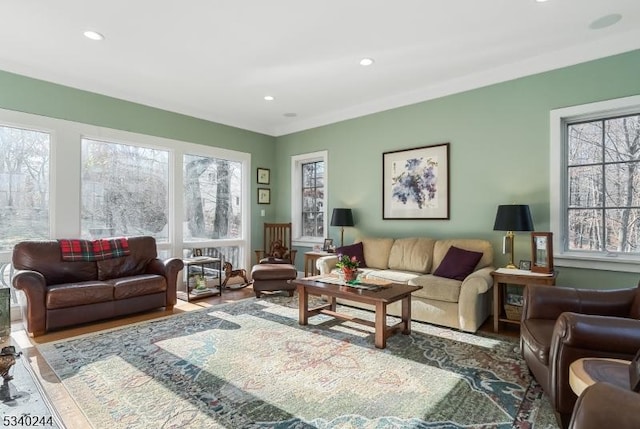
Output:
top-left (37, 295), bottom-right (559, 429)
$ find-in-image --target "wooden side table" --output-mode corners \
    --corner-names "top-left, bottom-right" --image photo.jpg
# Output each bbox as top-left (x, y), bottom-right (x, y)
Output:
top-left (491, 269), bottom-right (557, 332)
top-left (303, 251), bottom-right (332, 277)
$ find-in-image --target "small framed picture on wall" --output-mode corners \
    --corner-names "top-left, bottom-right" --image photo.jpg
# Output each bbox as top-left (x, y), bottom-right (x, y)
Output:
top-left (257, 168), bottom-right (270, 185)
top-left (257, 188), bottom-right (270, 204)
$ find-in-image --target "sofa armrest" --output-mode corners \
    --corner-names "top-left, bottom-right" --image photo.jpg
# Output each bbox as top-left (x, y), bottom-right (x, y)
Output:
top-left (460, 266), bottom-right (494, 295)
top-left (146, 258), bottom-right (183, 307)
top-left (12, 269), bottom-right (48, 336)
top-left (523, 284), bottom-right (637, 321)
top-left (316, 255), bottom-right (338, 275)
top-left (569, 383), bottom-right (640, 429)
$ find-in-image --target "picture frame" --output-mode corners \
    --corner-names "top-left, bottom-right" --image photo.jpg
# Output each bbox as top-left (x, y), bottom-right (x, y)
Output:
top-left (518, 260), bottom-right (532, 271)
top-left (257, 168), bottom-right (270, 185)
top-left (192, 248), bottom-right (203, 257)
top-left (383, 143), bottom-right (450, 219)
top-left (322, 238), bottom-right (333, 252)
top-left (531, 232), bottom-right (554, 274)
top-left (257, 188), bottom-right (270, 204)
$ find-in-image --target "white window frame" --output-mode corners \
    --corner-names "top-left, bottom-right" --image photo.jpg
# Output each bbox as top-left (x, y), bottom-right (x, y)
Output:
top-left (550, 94), bottom-right (640, 273)
top-left (291, 150), bottom-right (328, 247)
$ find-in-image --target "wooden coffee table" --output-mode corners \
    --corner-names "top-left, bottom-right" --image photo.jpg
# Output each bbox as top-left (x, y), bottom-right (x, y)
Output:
top-left (293, 276), bottom-right (422, 349)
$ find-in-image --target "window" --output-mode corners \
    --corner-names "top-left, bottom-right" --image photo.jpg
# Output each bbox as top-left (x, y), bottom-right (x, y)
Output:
top-left (0, 124), bottom-right (50, 251)
top-left (291, 151), bottom-right (328, 246)
top-left (81, 138), bottom-right (169, 240)
top-left (551, 95), bottom-right (640, 272)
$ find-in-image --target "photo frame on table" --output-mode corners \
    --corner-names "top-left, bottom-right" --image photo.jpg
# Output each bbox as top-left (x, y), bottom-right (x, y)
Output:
top-left (323, 238), bottom-right (333, 252)
top-left (257, 188), bottom-right (270, 204)
top-left (531, 232), bottom-right (554, 274)
top-left (257, 168), bottom-right (270, 185)
top-left (382, 143), bottom-right (450, 219)
top-left (518, 260), bottom-right (532, 271)
top-left (192, 248), bottom-right (203, 257)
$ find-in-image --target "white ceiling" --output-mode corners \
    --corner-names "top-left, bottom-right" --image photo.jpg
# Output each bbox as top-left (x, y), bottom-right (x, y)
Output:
top-left (2, 1), bottom-right (640, 137)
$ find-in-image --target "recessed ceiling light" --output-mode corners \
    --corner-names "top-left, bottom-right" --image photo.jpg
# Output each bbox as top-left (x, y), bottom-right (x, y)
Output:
top-left (83, 30), bottom-right (105, 41)
top-left (264, 95), bottom-right (274, 101)
top-left (589, 13), bottom-right (622, 30)
top-left (283, 113), bottom-right (297, 118)
top-left (535, 0), bottom-right (549, 3)
top-left (359, 58), bottom-right (375, 66)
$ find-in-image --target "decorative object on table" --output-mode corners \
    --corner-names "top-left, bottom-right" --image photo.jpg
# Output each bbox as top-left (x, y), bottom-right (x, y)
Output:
top-left (194, 275), bottom-right (206, 290)
top-left (330, 208), bottom-right (354, 247)
top-left (221, 262), bottom-right (250, 289)
top-left (192, 248), bottom-right (203, 257)
top-left (518, 259), bottom-right (531, 270)
top-left (382, 143), bottom-right (450, 220)
top-left (0, 346), bottom-right (22, 381)
top-left (256, 167), bottom-right (270, 185)
top-left (322, 238), bottom-right (333, 252)
top-left (493, 204), bottom-right (534, 268)
top-left (0, 285), bottom-right (10, 340)
top-left (257, 188), bottom-right (270, 204)
top-left (531, 232), bottom-right (554, 274)
top-left (335, 253), bottom-right (360, 282)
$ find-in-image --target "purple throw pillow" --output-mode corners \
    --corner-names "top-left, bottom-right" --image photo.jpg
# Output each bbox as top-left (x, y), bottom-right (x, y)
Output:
top-left (334, 242), bottom-right (367, 268)
top-left (433, 246), bottom-right (483, 281)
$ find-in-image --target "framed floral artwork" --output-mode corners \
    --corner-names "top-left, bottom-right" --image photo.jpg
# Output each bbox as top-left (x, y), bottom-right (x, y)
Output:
top-left (382, 143), bottom-right (450, 219)
top-left (257, 188), bottom-right (270, 204)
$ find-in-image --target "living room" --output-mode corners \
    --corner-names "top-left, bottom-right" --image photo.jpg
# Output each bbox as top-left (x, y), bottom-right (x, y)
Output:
top-left (2, 2), bottom-right (640, 428)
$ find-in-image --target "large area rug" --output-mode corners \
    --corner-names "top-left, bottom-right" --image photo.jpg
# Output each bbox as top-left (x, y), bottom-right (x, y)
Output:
top-left (37, 296), bottom-right (558, 428)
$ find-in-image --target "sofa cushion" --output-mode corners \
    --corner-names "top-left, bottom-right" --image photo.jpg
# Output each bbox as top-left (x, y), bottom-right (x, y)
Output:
top-left (97, 236), bottom-right (158, 280)
top-left (410, 274), bottom-right (462, 303)
top-left (335, 242), bottom-right (367, 268)
top-left (46, 282), bottom-right (114, 309)
top-left (358, 237), bottom-right (394, 269)
top-left (433, 239), bottom-right (493, 272)
top-left (364, 269), bottom-right (420, 284)
top-left (388, 237), bottom-right (435, 273)
top-left (111, 274), bottom-right (167, 300)
top-left (433, 246), bottom-right (483, 281)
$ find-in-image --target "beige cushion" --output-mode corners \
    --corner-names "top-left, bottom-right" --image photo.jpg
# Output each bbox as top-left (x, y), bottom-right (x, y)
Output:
top-left (364, 270), bottom-right (420, 284)
top-left (432, 239), bottom-right (493, 273)
top-left (388, 237), bottom-right (435, 273)
top-left (410, 274), bottom-right (462, 303)
top-left (358, 237), bottom-right (394, 269)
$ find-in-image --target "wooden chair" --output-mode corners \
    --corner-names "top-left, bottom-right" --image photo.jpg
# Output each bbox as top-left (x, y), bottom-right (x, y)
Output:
top-left (254, 222), bottom-right (297, 264)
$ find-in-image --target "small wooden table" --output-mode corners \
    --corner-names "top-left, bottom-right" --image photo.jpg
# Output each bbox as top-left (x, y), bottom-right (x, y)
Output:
top-left (491, 268), bottom-right (556, 332)
top-left (293, 277), bottom-right (421, 349)
top-left (569, 358), bottom-right (631, 396)
top-left (303, 251), bottom-right (332, 277)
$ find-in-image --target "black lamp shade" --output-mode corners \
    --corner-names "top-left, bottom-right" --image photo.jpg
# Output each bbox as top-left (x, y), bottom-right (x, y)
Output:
top-left (330, 208), bottom-right (354, 227)
top-left (493, 205), bottom-right (534, 231)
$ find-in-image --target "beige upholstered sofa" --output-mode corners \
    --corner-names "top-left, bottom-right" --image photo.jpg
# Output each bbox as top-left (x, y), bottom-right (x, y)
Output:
top-left (316, 237), bottom-right (494, 332)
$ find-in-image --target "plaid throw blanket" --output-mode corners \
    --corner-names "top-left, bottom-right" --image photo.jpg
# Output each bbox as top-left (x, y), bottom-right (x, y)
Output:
top-left (58, 238), bottom-right (130, 262)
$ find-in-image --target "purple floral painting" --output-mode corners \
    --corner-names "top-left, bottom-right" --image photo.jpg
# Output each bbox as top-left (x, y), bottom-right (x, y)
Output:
top-left (383, 143), bottom-right (449, 219)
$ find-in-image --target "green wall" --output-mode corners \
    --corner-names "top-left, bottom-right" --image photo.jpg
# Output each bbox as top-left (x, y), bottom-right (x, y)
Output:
top-left (275, 49), bottom-right (640, 288)
top-left (0, 69), bottom-right (277, 255)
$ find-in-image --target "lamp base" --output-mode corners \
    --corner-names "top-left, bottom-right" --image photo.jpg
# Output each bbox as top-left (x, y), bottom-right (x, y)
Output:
top-left (504, 263), bottom-right (517, 269)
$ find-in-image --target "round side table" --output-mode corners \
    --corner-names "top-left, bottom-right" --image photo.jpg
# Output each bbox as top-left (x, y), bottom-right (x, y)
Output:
top-left (569, 357), bottom-right (631, 396)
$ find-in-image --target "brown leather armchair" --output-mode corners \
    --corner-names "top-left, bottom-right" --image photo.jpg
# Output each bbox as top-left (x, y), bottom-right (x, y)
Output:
top-left (569, 383), bottom-right (640, 429)
top-left (520, 284), bottom-right (640, 428)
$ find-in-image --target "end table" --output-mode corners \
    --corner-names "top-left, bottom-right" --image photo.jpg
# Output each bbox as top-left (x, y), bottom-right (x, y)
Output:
top-left (303, 251), bottom-right (332, 277)
top-left (491, 268), bottom-right (556, 333)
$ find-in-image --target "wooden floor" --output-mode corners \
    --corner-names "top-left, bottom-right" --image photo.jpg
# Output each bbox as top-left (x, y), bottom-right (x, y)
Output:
top-left (8, 286), bottom-right (516, 428)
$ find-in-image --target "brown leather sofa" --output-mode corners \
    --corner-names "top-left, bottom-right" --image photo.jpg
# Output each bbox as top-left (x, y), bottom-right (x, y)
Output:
top-left (521, 284), bottom-right (640, 428)
top-left (569, 383), bottom-right (640, 429)
top-left (12, 236), bottom-right (183, 337)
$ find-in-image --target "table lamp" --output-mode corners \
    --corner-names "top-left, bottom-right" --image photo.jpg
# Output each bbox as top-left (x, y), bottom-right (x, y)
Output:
top-left (493, 204), bottom-right (534, 269)
top-left (330, 208), bottom-right (354, 248)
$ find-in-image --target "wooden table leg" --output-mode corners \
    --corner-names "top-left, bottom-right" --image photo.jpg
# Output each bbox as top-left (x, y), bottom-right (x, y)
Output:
top-left (401, 295), bottom-right (412, 335)
top-left (374, 302), bottom-right (387, 349)
top-left (298, 285), bottom-right (309, 325)
top-left (493, 279), bottom-right (500, 332)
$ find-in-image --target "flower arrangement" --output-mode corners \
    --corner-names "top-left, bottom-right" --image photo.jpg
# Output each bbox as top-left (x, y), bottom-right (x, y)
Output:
top-left (335, 254), bottom-right (359, 270)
